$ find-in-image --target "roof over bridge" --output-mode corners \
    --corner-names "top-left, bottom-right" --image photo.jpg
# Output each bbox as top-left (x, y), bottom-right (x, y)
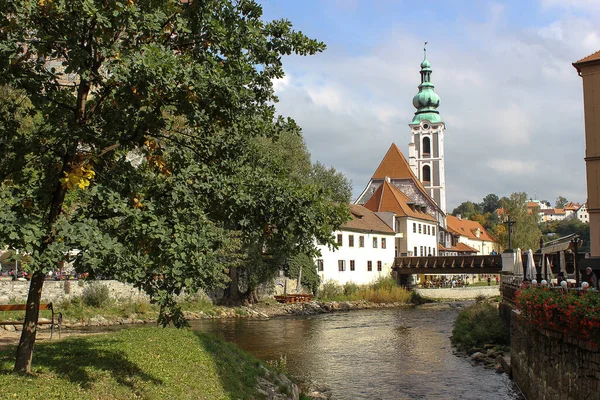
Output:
top-left (393, 255), bottom-right (503, 274)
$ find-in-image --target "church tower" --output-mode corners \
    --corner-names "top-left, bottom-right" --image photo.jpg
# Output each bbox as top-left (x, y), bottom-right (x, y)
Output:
top-left (408, 44), bottom-right (447, 214)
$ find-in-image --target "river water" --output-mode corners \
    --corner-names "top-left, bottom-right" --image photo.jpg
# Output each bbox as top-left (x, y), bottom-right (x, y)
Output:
top-left (190, 303), bottom-right (523, 400)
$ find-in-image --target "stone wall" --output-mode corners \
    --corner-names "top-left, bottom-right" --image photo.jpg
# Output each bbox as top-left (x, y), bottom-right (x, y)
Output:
top-left (511, 314), bottom-right (600, 400)
top-left (414, 286), bottom-right (499, 300)
top-left (0, 279), bottom-right (149, 304)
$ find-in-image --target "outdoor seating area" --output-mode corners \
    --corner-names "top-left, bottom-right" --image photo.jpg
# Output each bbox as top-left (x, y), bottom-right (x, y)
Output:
top-left (273, 294), bottom-right (314, 304)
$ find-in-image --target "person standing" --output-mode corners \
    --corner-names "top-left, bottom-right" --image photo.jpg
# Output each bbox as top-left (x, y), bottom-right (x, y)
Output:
top-left (584, 267), bottom-right (598, 289)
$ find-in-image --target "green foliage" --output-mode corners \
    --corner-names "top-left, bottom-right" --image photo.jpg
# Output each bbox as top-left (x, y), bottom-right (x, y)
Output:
top-left (0, 327), bottom-right (279, 399)
top-left (317, 278), bottom-right (412, 304)
top-left (82, 283), bottom-right (111, 308)
top-left (451, 301), bottom-right (509, 349)
top-left (555, 196), bottom-right (569, 209)
top-left (481, 193), bottom-right (500, 214)
top-left (497, 192), bottom-right (542, 251)
top-left (0, 0), bottom-right (348, 337)
top-left (451, 201), bottom-right (482, 219)
top-left (286, 253), bottom-right (321, 295)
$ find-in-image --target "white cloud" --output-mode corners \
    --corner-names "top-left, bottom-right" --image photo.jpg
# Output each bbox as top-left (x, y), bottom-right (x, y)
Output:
top-left (487, 159), bottom-right (538, 175)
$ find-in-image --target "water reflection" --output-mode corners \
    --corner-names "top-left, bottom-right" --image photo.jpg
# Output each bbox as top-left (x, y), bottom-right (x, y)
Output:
top-left (190, 305), bottom-right (523, 400)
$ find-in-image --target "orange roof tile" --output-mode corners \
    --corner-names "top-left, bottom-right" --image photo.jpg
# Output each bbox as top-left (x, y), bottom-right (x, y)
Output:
top-left (446, 215), bottom-right (497, 243)
top-left (342, 204), bottom-right (395, 234)
top-left (370, 143), bottom-right (441, 213)
top-left (363, 180), bottom-right (437, 222)
top-left (453, 242), bottom-right (479, 253)
top-left (573, 50), bottom-right (600, 68)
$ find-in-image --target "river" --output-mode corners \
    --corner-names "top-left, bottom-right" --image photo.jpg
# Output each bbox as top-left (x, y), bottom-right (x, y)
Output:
top-left (190, 303), bottom-right (523, 400)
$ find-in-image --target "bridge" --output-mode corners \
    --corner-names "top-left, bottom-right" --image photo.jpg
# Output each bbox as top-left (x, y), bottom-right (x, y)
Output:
top-left (393, 253), bottom-right (565, 275)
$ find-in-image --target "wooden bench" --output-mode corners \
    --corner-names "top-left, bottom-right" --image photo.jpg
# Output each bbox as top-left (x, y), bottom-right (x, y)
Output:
top-left (274, 294), bottom-right (314, 304)
top-left (0, 303), bottom-right (61, 339)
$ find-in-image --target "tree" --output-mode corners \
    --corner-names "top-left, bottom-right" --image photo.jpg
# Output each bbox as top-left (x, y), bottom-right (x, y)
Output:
top-left (498, 192), bottom-right (542, 251)
top-left (481, 193), bottom-right (500, 214)
top-left (451, 201), bottom-right (482, 219)
top-left (555, 196), bottom-right (569, 209)
top-left (0, 0), bottom-right (347, 372)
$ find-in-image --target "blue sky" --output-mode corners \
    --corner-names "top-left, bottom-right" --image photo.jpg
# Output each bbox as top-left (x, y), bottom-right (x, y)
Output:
top-left (259, 0), bottom-right (600, 210)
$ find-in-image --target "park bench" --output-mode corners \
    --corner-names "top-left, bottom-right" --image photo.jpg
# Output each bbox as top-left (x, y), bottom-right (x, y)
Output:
top-left (0, 303), bottom-right (61, 339)
top-left (274, 294), bottom-right (314, 304)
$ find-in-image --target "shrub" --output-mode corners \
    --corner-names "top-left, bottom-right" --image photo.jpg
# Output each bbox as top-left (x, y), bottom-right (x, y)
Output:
top-left (452, 301), bottom-right (509, 349)
top-left (317, 280), bottom-right (343, 300)
top-left (82, 283), bottom-right (111, 308)
top-left (344, 281), bottom-right (359, 296)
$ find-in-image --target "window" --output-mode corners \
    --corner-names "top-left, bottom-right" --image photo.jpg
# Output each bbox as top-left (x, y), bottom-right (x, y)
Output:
top-left (423, 137), bottom-right (431, 155)
top-left (377, 261), bottom-right (382, 272)
top-left (350, 260), bottom-right (355, 271)
top-left (381, 238), bottom-right (386, 249)
top-left (359, 236), bottom-right (365, 247)
top-left (428, 247), bottom-right (431, 256)
top-left (337, 234), bottom-right (343, 246)
top-left (433, 249), bottom-right (436, 256)
top-left (420, 246), bottom-right (424, 256)
top-left (316, 259), bottom-right (324, 272)
top-left (427, 226), bottom-right (430, 235)
top-left (414, 246), bottom-right (417, 256)
top-left (419, 224), bottom-right (422, 234)
top-left (373, 237), bottom-right (378, 248)
top-left (422, 165), bottom-right (431, 183)
top-left (367, 261), bottom-right (372, 271)
top-left (432, 227), bottom-right (436, 236)
top-left (413, 223), bottom-right (416, 233)
top-left (349, 235), bottom-right (354, 247)
top-left (338, 260), bottom-right (346, 271)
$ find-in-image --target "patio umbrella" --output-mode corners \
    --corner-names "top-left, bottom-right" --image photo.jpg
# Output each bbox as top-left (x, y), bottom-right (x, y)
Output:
top-left (545, 256), bottom-right (554, 281)
top-left (526, 249), bottom-right (537, 280)
top-left (514, 248), bottom-right (523, 278)
top-left (559, 251), bottom-right (567, 274)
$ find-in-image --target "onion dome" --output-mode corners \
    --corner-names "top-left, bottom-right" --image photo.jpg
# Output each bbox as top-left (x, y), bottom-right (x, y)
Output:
top-left (411, 43), bottom-right (442, 124)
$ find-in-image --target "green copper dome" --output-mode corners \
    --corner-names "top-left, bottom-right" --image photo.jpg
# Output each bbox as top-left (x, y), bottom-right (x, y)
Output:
top-left (411, 43), bottom-right (442, 125)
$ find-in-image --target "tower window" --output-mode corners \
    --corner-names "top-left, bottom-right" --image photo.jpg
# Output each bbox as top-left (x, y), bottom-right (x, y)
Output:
top-left (423, 165), bottom-right (431, 183)
top-left (423, 137), bottom-right (431, 156)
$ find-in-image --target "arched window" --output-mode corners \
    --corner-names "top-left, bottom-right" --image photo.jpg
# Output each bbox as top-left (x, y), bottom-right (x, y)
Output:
top-left (422, 137), bottom-right (431, 156)
top-left (423, 165), bottom-right (431, 183)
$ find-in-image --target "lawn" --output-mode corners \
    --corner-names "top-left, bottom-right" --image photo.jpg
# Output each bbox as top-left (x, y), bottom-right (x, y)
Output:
top-left (0, 327), bottom-right (270, 400)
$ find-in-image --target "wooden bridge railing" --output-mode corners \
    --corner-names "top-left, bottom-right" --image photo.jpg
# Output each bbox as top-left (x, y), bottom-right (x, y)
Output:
top-left (393, 255), bottom-right (503, 274)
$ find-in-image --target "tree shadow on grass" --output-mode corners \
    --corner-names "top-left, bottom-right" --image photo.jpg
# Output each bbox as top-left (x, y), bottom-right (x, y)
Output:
top-left (0, 336), bottom-right (162, 392)
top-left (192, 331), bottom-right (263, 399)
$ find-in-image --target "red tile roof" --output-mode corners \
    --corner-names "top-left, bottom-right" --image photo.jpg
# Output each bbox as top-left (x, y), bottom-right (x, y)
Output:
top-left (342, 204), bottom-right (395, 234)
top-left (438, 242), bottom-right (478, 254)
top-left (363, 180), bottom-right (437, 222)
top-left (446, 215), bottom-right (497, 243)
top-left (573, 50), bottom-right (600, 68)
top-left (370, 143), bottom-right (441, 214)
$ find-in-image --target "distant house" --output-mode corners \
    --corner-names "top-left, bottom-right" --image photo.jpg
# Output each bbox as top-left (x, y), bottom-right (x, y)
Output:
top-left (577, 203), bottom-right (589, 224)
top-left (315, 204), bottom-right (396, 286)
top-left (445, 215), bottom-right (499, 255)
top-left (541, 208), bottom-right (567, 222)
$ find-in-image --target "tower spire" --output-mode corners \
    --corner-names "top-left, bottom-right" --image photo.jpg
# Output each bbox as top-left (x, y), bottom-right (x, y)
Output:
top-left (412, 43), bottom-right (441, 124)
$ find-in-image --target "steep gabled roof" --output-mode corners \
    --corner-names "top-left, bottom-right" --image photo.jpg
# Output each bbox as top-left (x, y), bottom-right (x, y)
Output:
top-left (342, 204), bottom-right (395, 234)
top-left (446, 215), bottom-right (497, 243)
top-left (363, 180), bottom-right (436, 222)
top-left (370, 143), bottom-right (442, 214)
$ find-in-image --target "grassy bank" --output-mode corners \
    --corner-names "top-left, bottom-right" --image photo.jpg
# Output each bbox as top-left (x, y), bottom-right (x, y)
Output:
top-left (317, 277), bottom-right (414, 303)
top-left (0, 327), bottom-right (286, 400)
top-left (451, 300), bottom-right (509, 350)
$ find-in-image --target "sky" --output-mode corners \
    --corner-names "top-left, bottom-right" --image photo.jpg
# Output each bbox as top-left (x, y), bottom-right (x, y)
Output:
top-left (258, 0), bottom-right (600, 211)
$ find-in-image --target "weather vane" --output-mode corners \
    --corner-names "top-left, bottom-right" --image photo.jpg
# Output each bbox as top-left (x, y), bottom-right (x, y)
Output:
top-left (424, 41), bottom-right (428, 57)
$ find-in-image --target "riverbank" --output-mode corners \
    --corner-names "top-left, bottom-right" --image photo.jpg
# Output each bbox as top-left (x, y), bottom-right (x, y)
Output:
top-left (0, 327), bottom-right (302, 400)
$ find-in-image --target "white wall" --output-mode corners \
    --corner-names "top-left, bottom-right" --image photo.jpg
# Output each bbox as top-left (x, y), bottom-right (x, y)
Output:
top-left (458, 236), bottom-right (497, 255)
top-left (405, 218), bottom-right (438, 257)
top-left (316, 230), bottom-right (396, 286)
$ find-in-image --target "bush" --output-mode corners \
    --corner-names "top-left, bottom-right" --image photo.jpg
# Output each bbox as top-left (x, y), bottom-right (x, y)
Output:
top-left (82, 283), bottom-right (111, 308)
top-left (452, 301), bottom-right (509, 349)
top-left (318, 280), bottom-right (343, 300)
top-left (343, 281), bottom-right (359, 296)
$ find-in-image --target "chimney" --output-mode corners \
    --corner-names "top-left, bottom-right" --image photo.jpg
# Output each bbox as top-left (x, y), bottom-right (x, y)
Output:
top-left (385, 176), bottom-right (391, 183)
top-left (457, 214), bottom-right (462, 220)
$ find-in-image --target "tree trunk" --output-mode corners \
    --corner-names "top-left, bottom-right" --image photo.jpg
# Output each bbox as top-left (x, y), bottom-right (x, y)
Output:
top-left (14, 271), bottom-right (45, 373)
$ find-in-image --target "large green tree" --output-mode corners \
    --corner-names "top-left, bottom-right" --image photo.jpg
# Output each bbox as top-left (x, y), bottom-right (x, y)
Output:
top-left (0, 0), bottom-right (348, 372)
top-left (496, 192), bottom-right (542, 251)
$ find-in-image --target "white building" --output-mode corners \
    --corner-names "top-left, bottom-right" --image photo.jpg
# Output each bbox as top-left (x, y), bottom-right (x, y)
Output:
top-left (315, 204), bottom-right (397, 286)
top-left (446, 215), bottom-right (499, 255)
top-left (577, 203), bottom-right (589, 224)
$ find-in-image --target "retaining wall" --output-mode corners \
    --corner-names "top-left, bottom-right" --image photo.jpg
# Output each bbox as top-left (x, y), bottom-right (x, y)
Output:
top-left (0, 279), bottom-right (148, 304)
top-left (511, 314), bottom-right (600, 400)
top-left (414, 285), bottom-right (500, 300)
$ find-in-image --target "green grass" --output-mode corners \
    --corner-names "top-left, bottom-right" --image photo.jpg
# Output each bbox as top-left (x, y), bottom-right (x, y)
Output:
top-left (451, 301), bottom-right (509, 350)
top-left (0, 327), bottom-right (269, 399)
